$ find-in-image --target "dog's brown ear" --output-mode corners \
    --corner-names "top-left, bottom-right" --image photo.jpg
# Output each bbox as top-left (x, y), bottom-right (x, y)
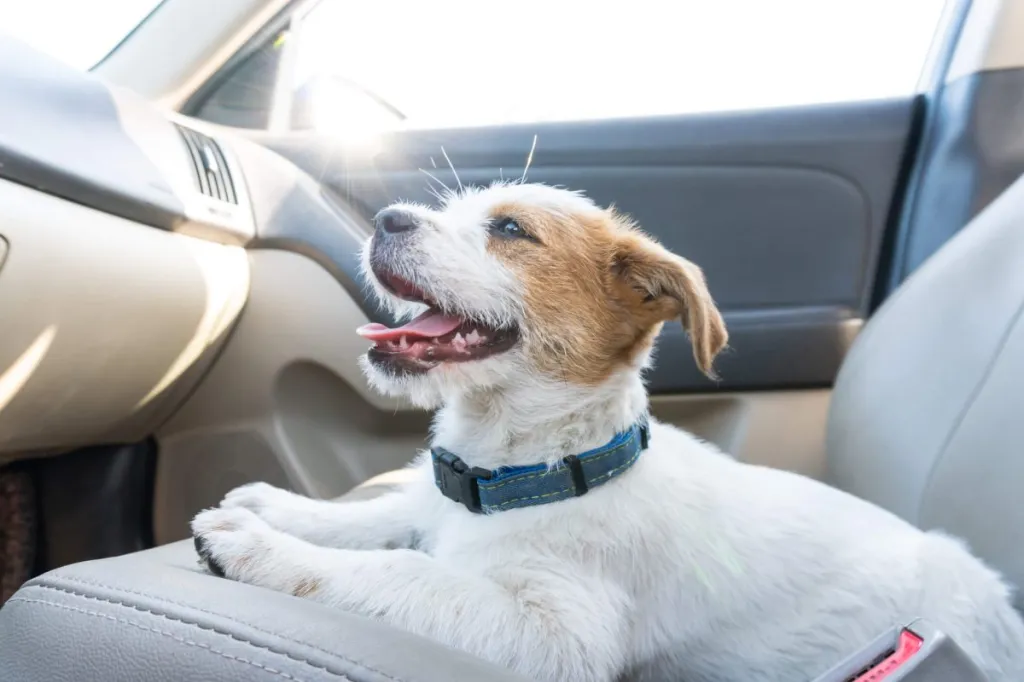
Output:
top-left (613, 231), bottom-right (728, 378)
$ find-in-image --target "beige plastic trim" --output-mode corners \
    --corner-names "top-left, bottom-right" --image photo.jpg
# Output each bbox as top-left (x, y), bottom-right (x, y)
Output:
top-left (0, 179), bottom-right (249, 461)
top-left (94, 0), bottom-right (289, 111)
top-left (651, 389), bottom-right (832, 480)
top-left (947, 0), bottom-right (1024, 83)
top-left (154, 249), bottom-right (428, 543)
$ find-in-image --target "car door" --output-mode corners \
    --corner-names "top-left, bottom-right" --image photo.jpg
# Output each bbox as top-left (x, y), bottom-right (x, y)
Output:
top-left (156, 0), bottom-right (965, 539)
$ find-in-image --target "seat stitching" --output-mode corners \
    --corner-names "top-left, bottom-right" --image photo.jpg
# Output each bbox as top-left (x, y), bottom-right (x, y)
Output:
top-left (20, 584), bottom-right (400, 682)
top-left (7, 597), bottom-right (334, 682)
top-left (46, 569), bottom-right (401, 675)
top-left (917, 294), bottom-right (1024, 522)
top-left (44, 576), bottom-right (407, 680)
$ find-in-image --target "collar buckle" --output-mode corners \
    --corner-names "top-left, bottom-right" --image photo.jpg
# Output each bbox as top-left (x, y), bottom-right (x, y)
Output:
top-left (432, 449), bottom-right (492, 514)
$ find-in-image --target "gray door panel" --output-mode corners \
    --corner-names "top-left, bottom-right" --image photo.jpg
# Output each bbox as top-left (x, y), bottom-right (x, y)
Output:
top-left (264, 98), bottom-right (916, 392)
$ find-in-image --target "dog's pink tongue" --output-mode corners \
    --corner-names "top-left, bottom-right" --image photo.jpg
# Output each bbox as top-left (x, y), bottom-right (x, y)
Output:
top-left (357, 309), bottom-right (464, 342)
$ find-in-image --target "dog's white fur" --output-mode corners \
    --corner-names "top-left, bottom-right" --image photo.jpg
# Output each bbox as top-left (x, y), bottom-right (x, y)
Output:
top-left (193, 183), bottom-right (1024, 682)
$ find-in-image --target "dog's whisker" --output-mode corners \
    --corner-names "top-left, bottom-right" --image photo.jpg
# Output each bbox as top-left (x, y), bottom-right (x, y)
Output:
top-left (440, 146), bottom-right (463, 193)
top-left (418, 169), bottom-right (449, 203)
top-left (520, 134), bottom-right (538, 183)
top-left (419, 167), bottom-right (452, 193)
top-left (423, 186), bottom-right (444, 204)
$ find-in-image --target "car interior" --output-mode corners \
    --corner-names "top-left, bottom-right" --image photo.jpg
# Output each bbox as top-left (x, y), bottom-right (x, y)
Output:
top-left (0, 0), bottom-right (1023, 679)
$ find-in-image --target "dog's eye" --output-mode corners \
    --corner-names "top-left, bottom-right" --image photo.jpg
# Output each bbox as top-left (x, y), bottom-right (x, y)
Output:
top-left (489, 217), bottom-right (530, 240)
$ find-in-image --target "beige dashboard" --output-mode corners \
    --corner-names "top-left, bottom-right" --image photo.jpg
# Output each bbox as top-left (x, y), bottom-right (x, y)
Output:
top-left (0, 178), bottom-right (249, 461)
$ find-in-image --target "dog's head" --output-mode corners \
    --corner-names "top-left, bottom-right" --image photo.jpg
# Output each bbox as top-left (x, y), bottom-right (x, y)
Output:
top-left (358, 183), bottom-right (727, 406)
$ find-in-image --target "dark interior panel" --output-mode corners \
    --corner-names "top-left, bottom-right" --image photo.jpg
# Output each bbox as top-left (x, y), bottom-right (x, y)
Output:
top-left (652, 306), bottom-right (860, 393)
top-left (34, 441), bottom-right (156, 572)
top-left (260, 98), bottom-right (916, 392)
top-left (887, 68), bottom-right (1024, 292)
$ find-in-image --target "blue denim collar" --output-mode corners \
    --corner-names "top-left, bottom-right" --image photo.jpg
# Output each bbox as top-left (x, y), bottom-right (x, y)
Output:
top-left (430, 417), bottom-right (650, 514)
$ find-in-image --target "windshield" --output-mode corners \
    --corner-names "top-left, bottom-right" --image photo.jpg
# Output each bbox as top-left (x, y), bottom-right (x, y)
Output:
top-left (3, 0), bottom-right (164, 70)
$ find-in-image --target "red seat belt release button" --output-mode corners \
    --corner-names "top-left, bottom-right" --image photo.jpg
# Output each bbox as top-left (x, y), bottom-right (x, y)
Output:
top-left (850, 629), bottom-right (924, 681)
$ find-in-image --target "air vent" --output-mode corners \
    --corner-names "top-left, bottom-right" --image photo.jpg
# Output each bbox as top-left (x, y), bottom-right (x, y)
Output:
top-left (176, 124), bottom-right (238, 204)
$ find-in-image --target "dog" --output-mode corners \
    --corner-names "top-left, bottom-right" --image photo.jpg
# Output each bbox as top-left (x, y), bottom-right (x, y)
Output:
top-left (192, 183), bottom-right (1024, 682)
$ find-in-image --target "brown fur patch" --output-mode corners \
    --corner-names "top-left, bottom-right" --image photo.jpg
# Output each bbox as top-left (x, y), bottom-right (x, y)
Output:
top-left (486, 202), bottom-right (727, 384)
top-left (292, 577), bottom-right (321, 598)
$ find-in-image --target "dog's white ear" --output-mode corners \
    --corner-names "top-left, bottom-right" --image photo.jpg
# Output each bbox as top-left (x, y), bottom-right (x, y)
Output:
top-left (613, 231), bottom-right (728, 378)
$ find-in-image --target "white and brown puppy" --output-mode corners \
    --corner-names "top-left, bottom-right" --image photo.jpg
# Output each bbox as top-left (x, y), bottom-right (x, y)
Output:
top-left (192, 183), bottom-right (1024, 682)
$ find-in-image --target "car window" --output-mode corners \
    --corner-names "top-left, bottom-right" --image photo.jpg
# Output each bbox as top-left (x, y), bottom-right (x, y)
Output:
top-left (286, 0), bottom-right (950, 130)
top-left (196, 0), bottom-right (952, 133)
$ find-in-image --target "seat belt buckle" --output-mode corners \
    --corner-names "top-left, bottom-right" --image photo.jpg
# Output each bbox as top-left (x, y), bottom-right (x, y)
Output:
top-left (810, 619), bottom-right (991, 682)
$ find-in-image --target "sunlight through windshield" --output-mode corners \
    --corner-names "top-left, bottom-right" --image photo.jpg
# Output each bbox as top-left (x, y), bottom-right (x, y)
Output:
top-left (2, 0), bottom-right (163, 70)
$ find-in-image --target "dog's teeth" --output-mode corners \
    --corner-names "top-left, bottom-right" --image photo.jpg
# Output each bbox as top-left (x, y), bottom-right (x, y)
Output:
top-left (466, 330), bottom-right (481, 344)
top-left (399, 335), bottom-right (409, 350)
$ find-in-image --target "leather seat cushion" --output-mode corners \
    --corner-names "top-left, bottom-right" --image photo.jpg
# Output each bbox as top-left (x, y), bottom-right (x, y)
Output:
top-left (0, 533), bottom-right (531, 682)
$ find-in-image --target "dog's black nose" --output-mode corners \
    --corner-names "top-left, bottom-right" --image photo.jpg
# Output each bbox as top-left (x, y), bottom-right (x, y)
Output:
top-left (374, 208), bottom-right (419, 234)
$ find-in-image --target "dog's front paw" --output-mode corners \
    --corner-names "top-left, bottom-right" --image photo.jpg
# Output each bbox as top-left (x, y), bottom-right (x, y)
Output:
top-left (220, 481), bottom-right (297, 514)
top-left (191, 506), bottom-right (275, 581)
